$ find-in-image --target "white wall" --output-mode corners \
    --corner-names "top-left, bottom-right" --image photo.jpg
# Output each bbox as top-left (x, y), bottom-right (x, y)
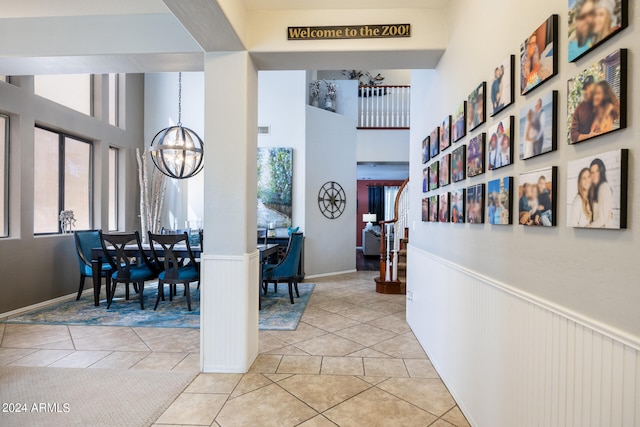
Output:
top-left (317, 69), bottom-right (411, 86)
top-left (144, 72), bottom-right (204, 229)
top-left (357, 129), bottom-right (410, 163)
top-left (258, 70), bottom-right (307, 230)
top-left (407, 0), bottom-right (640, 425)
top-left (305, 106), bottom-right (357, 275)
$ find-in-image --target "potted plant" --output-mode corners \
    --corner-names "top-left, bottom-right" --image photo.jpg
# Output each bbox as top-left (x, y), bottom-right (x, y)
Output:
top-left (324, 80), bottom-right (338, 112)
top-left (309, 80), bottom-right (322, 107)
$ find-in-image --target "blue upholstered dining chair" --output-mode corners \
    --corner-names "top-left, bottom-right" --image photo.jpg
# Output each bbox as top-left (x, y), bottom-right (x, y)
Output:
top-left (263, 232), bottom-right (303, 304)
top-left (74, 230), bottom-right (113, 301)
top-left (148, 232), bottom-right (200, 311)
top-left (99, 231), bottom-right (158, 310)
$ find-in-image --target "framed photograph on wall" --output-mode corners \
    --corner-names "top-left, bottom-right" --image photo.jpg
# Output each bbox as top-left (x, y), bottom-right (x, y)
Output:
top-left (466, 184), bottom-right (485, 224)
top-left (487, 177), bottom-right (513, 225)
top-left (429, 162), bottom-right (439, 191)
top-left (423, 167), bottom-right (429, 192)
top-left (518, 166), bottom-right (557, 227)
top-left (467, 82), bottom-right (486, 132)
top-left (519, 90), bottom-right (557, 160)
top-left (429, 195), bottom-right (439, 222)
top-left (439, 192), bottom-right (450, 223)
top-left (440, 116), bottom-right (452, 152)
top-left (521, 15), bottom-right (559, 95)
top-left (488, 117), bottom-right (514, 170)
top-left (453, 101), bottom-right (467, 142)
top-left (568, 0), bottom-right (628, 62)
top-left (566, 148), bottom-right (628, 229)
top-left (450, 189), bottom-right (466, 223)
top-left (452, 145), bottom-right (466, 183)
top-left (439, 154), bottom-right (451, 187)
top-left (422, 136), bottom-right (429, 164)
top-left (467, 134), bottom-right (485, 178)
top-left (567, 49), bottom-right (627, 145)
top-left (422, 198), bottom-right (429, 222)
top-left (489, 55), bottom-right (515, 117)
top-left (430, 128), bottom-right (440, 158)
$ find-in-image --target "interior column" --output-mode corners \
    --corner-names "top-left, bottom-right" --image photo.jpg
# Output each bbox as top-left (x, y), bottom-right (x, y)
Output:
top-left (200, 51), bottom-right (259, 373)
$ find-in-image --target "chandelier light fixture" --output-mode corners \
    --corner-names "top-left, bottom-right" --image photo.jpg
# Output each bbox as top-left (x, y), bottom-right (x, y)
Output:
top-left (150, 72), bottom-right (204, 179)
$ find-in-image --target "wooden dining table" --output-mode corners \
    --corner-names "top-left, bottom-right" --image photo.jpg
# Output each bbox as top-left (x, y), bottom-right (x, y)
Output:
top-left (90, 243), bottom-right (279, 307)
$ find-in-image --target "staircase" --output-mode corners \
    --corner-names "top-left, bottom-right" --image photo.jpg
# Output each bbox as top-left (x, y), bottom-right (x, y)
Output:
top-left (374, 178), bottom-right (409, 294)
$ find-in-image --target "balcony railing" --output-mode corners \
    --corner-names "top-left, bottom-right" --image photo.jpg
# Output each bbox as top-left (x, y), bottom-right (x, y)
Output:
top-left (358, 85), bottom-right (410, 129)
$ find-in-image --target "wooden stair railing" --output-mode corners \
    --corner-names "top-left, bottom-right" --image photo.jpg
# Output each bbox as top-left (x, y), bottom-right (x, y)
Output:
top-left (375, 178), bottom-right (409, 294)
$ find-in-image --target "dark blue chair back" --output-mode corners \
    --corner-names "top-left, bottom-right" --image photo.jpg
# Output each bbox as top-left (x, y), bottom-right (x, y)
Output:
top-left (266, 232), bottom-right (303, 279)
top-left (99, 231), bottom-right (156, 281)
top-left (74, 230), bottom-right (104, 273)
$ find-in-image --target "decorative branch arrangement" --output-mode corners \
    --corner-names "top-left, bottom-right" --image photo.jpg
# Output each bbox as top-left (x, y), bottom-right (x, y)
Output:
top-left (59, 210), bottom-right (76, 234)
top-left (341, 70), bottom-right (386, 86)
top-left (136, 148), bottom-right (167, 241)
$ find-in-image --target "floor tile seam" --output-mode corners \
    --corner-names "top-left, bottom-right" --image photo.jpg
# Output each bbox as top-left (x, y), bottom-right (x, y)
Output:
top-left (130, 326), bottom-right (155, 352)
top-left (69, 349), bottom-right (113, 368)
top-left (0, 348), bottom-right (39, 365)
top-left (314, 383), bottom-right (377, 416)
top-left (437, 405), bottom-right (466, 427)
top-left (371, 382), bottom-right (445, 419)
top-left (271, 381), bottom-right (321, 419)
top-left (16, 349), bottom-right (74, 367)
top-left (226, 379), bottom-right (273, 401)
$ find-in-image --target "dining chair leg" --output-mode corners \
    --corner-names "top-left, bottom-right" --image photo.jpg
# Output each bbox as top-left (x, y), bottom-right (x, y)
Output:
top-left (76, 274), bottom-right (86, 300)
top-left (294, 280), bottom-right (300, 298)
top-left (107, 282), bottom-right (118, 309)
top-left (154, 281), bottom-right (164, 310)
top-left (125, 283), bottom-right (130, 300)
top-left (185, 282), bottom-right (192, 311)
top-left (139, 282), bottom-right (145, 310)
top-left (288, 280), bottom-right (294, 304)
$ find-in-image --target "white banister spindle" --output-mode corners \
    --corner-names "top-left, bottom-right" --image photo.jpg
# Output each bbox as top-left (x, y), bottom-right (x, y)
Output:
top-left (357, 85), bottom-right (410, 129)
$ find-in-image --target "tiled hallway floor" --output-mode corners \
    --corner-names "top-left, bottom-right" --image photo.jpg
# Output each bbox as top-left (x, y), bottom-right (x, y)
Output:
top-left (0, 272), bottom-right (469, 427)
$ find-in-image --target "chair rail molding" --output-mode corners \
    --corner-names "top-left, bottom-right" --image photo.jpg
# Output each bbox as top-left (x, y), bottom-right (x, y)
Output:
top-left (407, 244), bottom-right (640, 427)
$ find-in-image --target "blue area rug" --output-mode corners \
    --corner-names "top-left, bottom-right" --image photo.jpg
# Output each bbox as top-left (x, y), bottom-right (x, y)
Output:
top-left (3, 283), bottom-right (314, 331)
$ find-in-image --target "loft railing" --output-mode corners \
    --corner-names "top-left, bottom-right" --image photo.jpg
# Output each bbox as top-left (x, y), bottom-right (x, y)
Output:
top-left (358, 85), bottom-right (411, 129)
top-left (378, 178), bottom-right (410, 284)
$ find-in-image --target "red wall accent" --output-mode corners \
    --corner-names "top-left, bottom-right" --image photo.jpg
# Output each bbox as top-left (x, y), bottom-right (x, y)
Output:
top-left (356, 180), bottom-right (406, 247)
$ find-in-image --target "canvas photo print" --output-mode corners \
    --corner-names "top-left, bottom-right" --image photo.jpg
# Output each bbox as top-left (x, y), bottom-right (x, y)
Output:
top-left (440, 116), bottom-right (452, 152)
top-left (521, 15), bottom-right (558, 95)
top-left (422, 198), bottom-right (429, 222)
top-left (519, 90), bottom-right (557, 160)
top-left (439, 154), bottom-right (451, 187)
top-left (430, 128), bottom-right (440, 158)
top-left (567, 49), bottom-right (626, 145)
top-left (490, 55), bottom-right (515, 117)
top-left (423, 167), bottom-right (428, 192)
top-left (450, 189), bottom-right (465, 223)
top-left (422, 136), bottom-right (429, 164)
top-left (466, 184), bottom-right (485, 224)
top-left (429, 162), bottom-right (439, 191)
top-left (439, 192), bottom-right (450, 223)
top-left (429, 195), bottom-right (439, 222)
top-left (488, 117), bottom-right (513, 170)
top-left (487, 177), bottom-right (513, 225)
top-left (466, 134), bottom-right (485, 178)
top-left (568, 0), bottom-right (628, 62)
top-left (452, 145), bottom-right (466, 183)
top-left (518, 166), bottom-right (557, 227)
top-left (467, 83), bottom-right (486, 132)
top-left (258, 147), bottom-right (293, 228)
top-left (566, 149), bottom-right (628, 229)
top-left (453, 101), bottom-right (467, 142)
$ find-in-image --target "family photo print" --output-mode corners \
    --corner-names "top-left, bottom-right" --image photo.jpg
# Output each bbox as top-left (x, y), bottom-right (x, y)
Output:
top-left (489, 55), bottom-right (515, 116)
top-left (518, 166), bottom-right (557, 227)
top-left (487, 177), bottom-right (513, 225)
top-left (467, 83), bottom-right (486, 132)
top-left (568, 0), bottom-right (628, 62)
top-left (521, 15), bottom-right (558, 95)
top-left (488, 117), bottom-right (514, 170)
top-left (519, 90), bottom-right (557, 160)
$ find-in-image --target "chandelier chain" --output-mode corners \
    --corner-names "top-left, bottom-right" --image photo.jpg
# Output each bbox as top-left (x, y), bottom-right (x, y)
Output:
top-left (177, 72), bottom-right (182, 126)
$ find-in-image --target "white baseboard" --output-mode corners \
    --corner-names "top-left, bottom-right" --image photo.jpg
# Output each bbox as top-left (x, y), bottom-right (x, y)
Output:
top-left (305, 269), bottom-right (358, 279)
top-left (0, 292), bottom-right (77, 321)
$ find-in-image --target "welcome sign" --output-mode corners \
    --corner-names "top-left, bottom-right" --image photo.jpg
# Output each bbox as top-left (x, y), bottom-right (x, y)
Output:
top-left (287, 24), bottom-right (411, 40)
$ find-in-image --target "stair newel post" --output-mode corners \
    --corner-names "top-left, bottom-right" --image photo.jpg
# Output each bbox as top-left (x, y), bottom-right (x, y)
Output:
top-left (379, 221), bottom-right (387, 281)
top-left (385, 223), bottom-right (391, 282)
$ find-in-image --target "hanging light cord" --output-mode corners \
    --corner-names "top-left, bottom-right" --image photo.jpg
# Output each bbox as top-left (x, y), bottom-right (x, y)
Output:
top-left (177, 72), bottom-right (182, 126)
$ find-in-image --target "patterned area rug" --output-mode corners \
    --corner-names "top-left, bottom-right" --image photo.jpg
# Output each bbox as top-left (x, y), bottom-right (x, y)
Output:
top-left (3, 283), bottom-right (314, 331)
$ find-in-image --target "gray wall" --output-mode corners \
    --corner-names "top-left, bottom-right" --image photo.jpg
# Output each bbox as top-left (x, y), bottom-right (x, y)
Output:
top-left (305, 106), bottom-right (357, 275)
top-left (0, 75), bottom-right (144, 315)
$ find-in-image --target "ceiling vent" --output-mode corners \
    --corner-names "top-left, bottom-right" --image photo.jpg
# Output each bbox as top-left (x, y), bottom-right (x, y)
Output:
top-left (258, 126), bottom-right (270, 135)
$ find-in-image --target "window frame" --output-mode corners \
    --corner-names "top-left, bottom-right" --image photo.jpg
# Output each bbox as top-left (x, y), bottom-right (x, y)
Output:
top-left (0, 113), bottom-right (8, 238)
top-left (108, 146), bottom-right (119, 231)
top-left (33, 125), bottom-right (94, 235)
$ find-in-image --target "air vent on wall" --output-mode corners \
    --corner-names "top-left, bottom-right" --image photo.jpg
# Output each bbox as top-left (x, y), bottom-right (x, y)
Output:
top-left (258, 126), bottom-right (270, 135)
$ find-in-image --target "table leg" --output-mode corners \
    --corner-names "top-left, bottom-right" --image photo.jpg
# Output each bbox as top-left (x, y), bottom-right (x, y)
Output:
top-left (258, 258), bottom-right (263, 311)
top-left (92, 259), bottom-right (102, 307)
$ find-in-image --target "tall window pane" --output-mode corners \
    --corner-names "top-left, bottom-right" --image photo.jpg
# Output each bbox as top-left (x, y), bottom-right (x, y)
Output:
top-left (33, 128), bottom-right (60, 234)
top-left (108, 74), bottom-right (118, 127)
top-left (34, 74), bottom-right (92, 116)
top-left (64, 137), bottom-right (92, 230)
top-left (0, 114), bottom-right (7, 237)
top-left (108, 147), bottom-right (118, 231)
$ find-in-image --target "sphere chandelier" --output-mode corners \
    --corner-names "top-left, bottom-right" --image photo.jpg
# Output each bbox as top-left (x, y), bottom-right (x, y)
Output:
top-left (150, 72), bottom-right (204, 179)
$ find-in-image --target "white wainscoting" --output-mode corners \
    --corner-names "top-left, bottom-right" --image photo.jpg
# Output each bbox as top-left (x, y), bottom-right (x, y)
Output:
top-left (200, 251), bottom-right (259, 373)
top-left (407, 245), bottom-right (640, 427)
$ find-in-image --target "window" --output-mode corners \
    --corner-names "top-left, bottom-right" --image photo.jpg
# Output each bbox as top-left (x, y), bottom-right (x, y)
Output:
top-left (108, 74), bottom-right (119, 127)
top-left (33, 127), bottom-right (93, 234)
top-left (108, 147), bottom-right (119, 231)
top-left (34, 74), bottom-right (92, 116)
top-left (0, 114), bottom-right (8, 237)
